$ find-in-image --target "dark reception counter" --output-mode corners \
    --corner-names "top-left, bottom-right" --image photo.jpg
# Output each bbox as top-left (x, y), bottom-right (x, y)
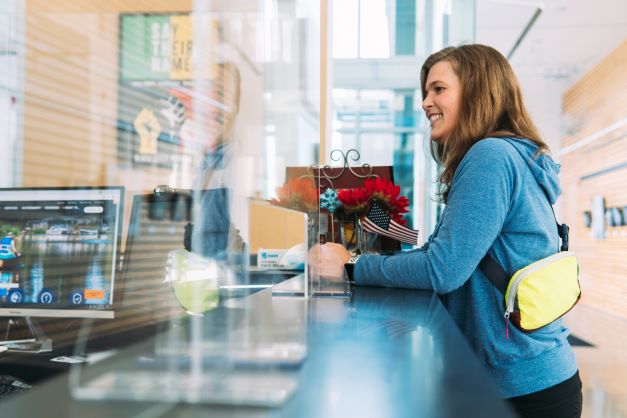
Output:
top-left (0, 279), bottom-right (515, 418)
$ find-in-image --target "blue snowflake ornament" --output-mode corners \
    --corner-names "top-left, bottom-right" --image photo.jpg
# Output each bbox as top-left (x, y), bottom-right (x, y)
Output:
top-left (320, 188), bottom-right (341, 214)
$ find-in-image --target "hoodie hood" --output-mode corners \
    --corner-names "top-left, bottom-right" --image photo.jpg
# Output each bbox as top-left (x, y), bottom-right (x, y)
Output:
top-left (502, 137), bottom-right (561, 204)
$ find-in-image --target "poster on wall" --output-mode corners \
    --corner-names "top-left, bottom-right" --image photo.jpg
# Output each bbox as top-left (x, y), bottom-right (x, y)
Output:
top-left (117, 14), bottom-right (219, 167)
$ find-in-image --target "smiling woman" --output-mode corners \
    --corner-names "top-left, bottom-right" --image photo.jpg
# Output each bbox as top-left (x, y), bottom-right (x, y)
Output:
top-left (319, 44), bottom-right (583, 418)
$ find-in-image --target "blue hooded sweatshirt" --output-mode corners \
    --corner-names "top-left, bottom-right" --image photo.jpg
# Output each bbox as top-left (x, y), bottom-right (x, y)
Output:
top-left (354, 137), bottom-right (577, 398)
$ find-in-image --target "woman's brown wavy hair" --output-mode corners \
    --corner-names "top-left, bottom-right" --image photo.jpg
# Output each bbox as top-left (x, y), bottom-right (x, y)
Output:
top-left (420, 44), bottom-right (549, 203)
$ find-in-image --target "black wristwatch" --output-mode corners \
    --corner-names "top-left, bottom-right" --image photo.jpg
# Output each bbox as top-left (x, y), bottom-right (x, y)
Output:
top-left (344, 255), bottom-right (361, 283)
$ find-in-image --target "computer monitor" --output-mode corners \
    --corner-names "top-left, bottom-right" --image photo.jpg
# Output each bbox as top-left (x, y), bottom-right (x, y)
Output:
top-left (117, 191), bottom-right (192, 329)
top-left (0, 187), bottom-right (124, 321)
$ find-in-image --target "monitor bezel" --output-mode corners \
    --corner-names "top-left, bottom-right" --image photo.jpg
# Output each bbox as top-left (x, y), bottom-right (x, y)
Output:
top-left (0, 186), bottom-right (124, 320)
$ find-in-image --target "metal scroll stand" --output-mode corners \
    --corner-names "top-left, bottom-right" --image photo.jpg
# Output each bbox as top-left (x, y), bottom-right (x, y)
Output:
top-left (300, 149), bottom-right (379, 249)
top-left (0, 317), bottom-right (53, 353)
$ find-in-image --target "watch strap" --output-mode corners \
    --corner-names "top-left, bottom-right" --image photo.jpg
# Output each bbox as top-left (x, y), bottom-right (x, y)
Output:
top-left (344, 255), bottom-right (361, 283)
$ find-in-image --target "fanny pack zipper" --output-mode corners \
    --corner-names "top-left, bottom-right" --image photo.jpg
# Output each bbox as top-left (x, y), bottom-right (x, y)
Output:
top-left (503, 251), bottom-right (575, 320)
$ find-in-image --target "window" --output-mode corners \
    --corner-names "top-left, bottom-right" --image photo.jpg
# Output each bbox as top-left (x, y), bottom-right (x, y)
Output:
top-left (333, 0), bottom-right (392, 59)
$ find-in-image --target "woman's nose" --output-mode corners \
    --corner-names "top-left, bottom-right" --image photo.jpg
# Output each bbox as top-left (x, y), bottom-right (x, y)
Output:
top-left (422, 94), bottom-right (432, 111)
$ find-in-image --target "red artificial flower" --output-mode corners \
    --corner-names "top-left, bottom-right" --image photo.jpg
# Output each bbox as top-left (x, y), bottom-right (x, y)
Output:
top-left (336, 177), bottom-right (411, 225)
top-left (337, 187), bottom-right (370, 215)
top-left (270, 178), bottom-right (319, 212)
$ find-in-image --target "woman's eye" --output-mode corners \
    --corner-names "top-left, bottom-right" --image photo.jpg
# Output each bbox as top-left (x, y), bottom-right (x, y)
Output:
top-left (434, 86), bottom-right (444, 93)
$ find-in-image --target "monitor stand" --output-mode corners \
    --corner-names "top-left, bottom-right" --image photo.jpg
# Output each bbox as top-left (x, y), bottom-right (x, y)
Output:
top-left (0, 317), bottom-right (53, 353)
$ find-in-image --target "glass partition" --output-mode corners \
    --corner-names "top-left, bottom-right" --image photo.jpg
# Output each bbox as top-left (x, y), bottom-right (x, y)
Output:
top-left (0, 0), bottom-right (479, 410)
top-left (0, 0), bottom-right (319, 408)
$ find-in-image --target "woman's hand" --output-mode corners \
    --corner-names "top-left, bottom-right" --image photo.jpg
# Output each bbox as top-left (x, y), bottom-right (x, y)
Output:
top-left (307, 243), bottom-right (352, 282)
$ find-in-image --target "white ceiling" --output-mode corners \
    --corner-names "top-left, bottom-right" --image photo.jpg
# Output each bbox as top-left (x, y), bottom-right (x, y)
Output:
top-left (476, 0), bottom-right (627, 152)
top-left (476, 0), bottom-right (627, 84)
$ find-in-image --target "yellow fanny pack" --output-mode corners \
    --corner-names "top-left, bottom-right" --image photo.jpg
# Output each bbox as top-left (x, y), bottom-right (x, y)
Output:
top-left (480, 224), bottom-right (582, 334)
top-left (505, 251), bottom-right (580, 331)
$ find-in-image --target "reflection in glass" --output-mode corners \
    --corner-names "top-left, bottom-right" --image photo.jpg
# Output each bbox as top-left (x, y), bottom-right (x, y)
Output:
top-left (165, 248), bottom-right (220, 315)
top-left (7, 1), bottom-right (316, 408)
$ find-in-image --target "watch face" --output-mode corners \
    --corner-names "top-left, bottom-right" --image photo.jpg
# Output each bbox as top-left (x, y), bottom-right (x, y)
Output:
top-left (344, 262), bottom-right (356, 282)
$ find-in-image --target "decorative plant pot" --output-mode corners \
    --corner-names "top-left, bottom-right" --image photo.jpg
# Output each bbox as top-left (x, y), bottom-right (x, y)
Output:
top-left (335, 215), bottom-right (382, 255)
top-left (338, 214), bottom-right (358, 251)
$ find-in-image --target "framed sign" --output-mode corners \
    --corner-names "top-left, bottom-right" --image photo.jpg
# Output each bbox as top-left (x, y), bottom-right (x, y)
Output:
top-left (117, 14), bottom-right (221, 167)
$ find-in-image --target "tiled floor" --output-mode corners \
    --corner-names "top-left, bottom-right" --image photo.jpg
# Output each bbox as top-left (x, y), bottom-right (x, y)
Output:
top-left (565, 303), bottom-right (627, 418)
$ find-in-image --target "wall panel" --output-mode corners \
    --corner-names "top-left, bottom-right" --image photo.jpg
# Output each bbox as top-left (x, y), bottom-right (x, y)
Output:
top-left (562, 40), bottom-right (627, 320)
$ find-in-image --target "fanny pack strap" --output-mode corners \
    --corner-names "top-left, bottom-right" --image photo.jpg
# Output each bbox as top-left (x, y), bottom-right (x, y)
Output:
top-left (549, 205), bottom-right (570, 252)
top-left (479, 255), bottom-right (509, 295)
top-left (479, 188), bottom-right (569, 295)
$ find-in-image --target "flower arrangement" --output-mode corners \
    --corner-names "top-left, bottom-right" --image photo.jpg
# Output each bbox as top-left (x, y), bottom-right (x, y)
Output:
top-left (271, 177), bottom-right (409, 222)
top-left (270, 177), bottom-right (412, 250)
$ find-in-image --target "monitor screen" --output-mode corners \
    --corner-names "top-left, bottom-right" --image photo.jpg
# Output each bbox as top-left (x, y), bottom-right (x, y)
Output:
top-left (0, 187), bottom-right (123, 319)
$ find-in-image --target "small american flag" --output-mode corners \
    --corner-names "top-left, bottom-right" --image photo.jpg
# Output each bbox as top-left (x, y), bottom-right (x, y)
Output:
top-left (362, 202), bottom-right (419, 245)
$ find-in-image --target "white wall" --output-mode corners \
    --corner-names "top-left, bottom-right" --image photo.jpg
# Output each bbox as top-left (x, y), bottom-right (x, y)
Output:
top-left (515, 72), bottom-right (568, 159)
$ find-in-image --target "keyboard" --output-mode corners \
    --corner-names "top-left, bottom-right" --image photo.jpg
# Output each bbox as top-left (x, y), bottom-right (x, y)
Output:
top-left (0, 375), bottom-right (32, 400)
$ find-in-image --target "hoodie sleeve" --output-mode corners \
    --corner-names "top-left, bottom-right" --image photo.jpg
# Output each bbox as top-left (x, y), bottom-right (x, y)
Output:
top-left (354, 139), bottom-right (516, 294)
